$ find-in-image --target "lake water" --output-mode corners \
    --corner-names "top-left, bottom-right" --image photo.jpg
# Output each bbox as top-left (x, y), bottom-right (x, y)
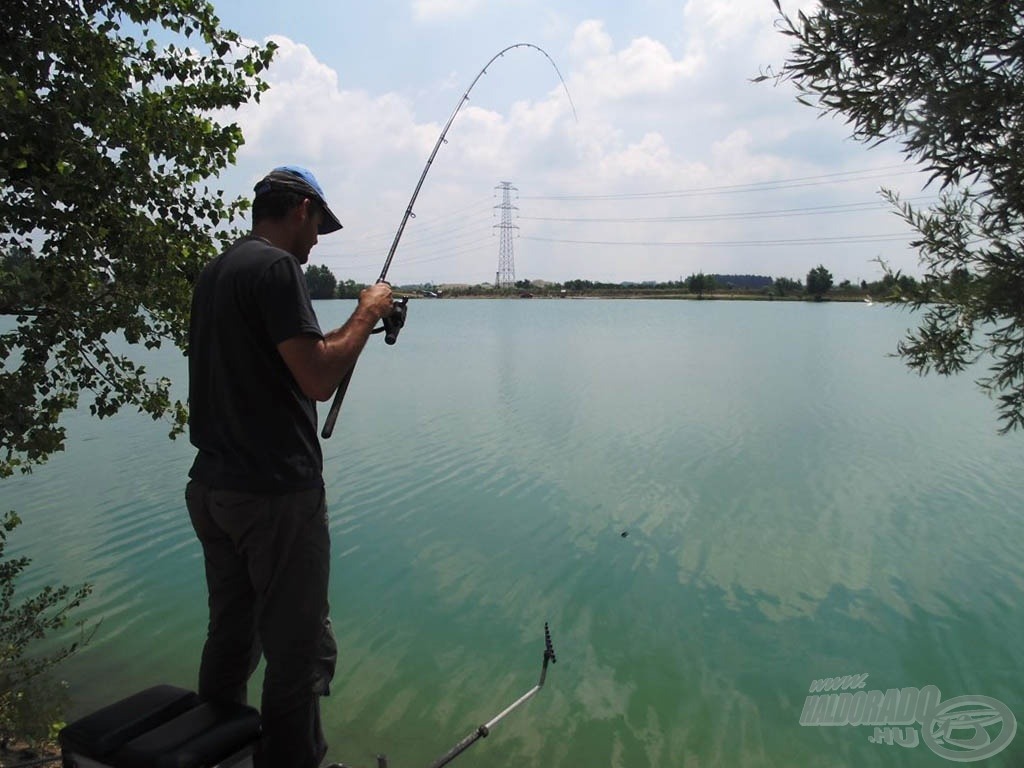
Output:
top-left (4, 299), bottom-right (1024, 767)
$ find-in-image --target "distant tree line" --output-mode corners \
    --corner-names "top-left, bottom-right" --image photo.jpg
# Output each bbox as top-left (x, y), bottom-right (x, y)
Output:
top-left (302, 264), bottom-right (369, 299)
top-left (3, 254), bottom-right (921, 311)
top-left (710, 274), bottom-right (773, 290)
top-left (1, 255), bottom-right (922, 309)
top-left (291, 264), bottom-right (920, 302)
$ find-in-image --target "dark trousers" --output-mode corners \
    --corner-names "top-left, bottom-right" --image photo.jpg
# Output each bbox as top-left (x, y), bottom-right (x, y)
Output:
top-left (186, 481), bottom-right (338, 768)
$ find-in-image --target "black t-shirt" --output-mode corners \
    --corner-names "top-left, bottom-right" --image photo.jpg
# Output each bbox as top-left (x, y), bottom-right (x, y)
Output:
top-left (187, 235), bottom-right (325, 492)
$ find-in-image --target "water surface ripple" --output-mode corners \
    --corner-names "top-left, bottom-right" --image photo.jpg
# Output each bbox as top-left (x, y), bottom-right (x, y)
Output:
top-left (4, 301), bottom-right (1024, 767)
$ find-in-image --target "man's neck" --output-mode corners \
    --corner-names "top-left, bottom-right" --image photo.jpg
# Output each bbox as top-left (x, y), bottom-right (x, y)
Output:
top-left (251, 223), bottom-right (293, 255)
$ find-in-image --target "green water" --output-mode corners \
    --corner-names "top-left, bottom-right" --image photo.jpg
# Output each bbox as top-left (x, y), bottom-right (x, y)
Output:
top-left (4, 300), bottom-right (1024, 767)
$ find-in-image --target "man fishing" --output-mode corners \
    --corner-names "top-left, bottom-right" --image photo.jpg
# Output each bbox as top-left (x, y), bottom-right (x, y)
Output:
top-left (186, 166), bottom-right (393, 768)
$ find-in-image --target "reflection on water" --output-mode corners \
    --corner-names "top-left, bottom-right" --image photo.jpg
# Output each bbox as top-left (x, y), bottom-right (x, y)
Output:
top-left (4, 301), bottom-right (1024, 767)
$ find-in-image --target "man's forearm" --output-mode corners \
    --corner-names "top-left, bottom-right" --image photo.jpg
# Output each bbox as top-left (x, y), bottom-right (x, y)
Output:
top-left (320, 306), bottom-right (380, 387)
top-left (278, 283), bottom-right (394, 402)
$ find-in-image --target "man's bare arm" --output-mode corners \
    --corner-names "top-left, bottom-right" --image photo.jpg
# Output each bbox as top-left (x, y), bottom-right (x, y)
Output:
top-left (278, 283), bottom-right (393, 401)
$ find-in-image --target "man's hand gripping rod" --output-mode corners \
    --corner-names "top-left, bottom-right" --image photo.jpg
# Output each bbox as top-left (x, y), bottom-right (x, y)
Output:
top-left (320, 293), bottom-right (406, 439)
top-left (321, 43), bottom-right (575, 439)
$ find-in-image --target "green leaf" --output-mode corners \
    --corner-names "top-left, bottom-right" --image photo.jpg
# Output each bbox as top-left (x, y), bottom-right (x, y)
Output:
top-left (1, 0), bottom-right (274, 474)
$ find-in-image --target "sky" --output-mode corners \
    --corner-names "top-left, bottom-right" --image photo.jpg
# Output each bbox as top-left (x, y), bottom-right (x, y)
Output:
top-left (203, 0), bottom-right (936, 286)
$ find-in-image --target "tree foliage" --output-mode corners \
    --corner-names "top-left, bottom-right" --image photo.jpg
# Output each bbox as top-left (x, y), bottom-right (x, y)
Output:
top-left (336, 278), bottom-right (369, 299)
top-left (1, 511), bottom-right (93, 747)
top-left (0, 1), bottom-right (277, 475)
top-left (773, 276), bottom-right (803, 297)
top-left (686, 272), bottom-right (715, 298)
top-left (304, 264), bottom-right (337, 300)
top-left (762, 0), bottom-right (1024, 431)
top-left (806, 264), bottom-right (833, 300)
top-left (710, 274), bottom-right (773, 290)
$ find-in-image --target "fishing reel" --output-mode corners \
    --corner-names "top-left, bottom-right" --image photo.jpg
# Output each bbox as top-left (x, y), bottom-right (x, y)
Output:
top-left (373, 297), bottom-right (408, 345)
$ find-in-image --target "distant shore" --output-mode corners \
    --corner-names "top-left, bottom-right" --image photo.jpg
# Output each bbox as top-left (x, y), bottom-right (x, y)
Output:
top-left (402, 291), bottom-right (878, 302)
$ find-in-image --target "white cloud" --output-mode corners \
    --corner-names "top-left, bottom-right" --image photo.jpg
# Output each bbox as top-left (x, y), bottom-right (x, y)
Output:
top-left (599, 133), bottom-right (675, 179)
top-left (229, 37), bottom-right (433, 179)
top-left (710, 129), bottom-right (790, 179)
top-left (568, 19), bottom-right (613, 59)
top-left (684, 0), bottom-right (776, 45)
top-left (684, 0), bottom-right (817, 46)
top-left (569, 20), bottom-right (704, 102)
top-left (216, 15), bottom-right (925, 285)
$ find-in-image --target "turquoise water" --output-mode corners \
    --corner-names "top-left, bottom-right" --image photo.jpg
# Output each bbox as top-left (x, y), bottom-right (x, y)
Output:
top-left (4, 300), bottom-right (1024, 767)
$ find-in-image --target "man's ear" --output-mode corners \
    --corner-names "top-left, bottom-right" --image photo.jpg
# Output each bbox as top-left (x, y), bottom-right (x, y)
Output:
top-left (300, 197), bottom-right (325, 229)
top-left (288, 197), bottom-right (313, 226)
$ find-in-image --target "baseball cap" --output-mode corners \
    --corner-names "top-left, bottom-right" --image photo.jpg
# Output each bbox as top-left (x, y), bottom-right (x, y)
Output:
top-left (253, 165), bottom-right (343, 235)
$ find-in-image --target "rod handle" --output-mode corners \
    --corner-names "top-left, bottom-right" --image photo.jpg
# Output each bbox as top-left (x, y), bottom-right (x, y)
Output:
top-left (321, 365), bottom-right (354, 439)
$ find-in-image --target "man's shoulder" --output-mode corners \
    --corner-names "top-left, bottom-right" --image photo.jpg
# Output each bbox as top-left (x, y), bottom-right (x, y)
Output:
top-left (226, 235), bottom-right (293, 268)
top-left (201, 236), bottom-right (296, 283)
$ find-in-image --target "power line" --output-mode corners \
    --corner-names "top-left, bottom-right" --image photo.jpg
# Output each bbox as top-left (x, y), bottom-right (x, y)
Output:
top-left (519, 165), bottom-right (922, 201)
top-left (520, 233), bottom-right (911, 248)
top-left (317, 230), bottom-right (496, 273)
top-left (311, 165), bottom-right (930, 280)
top-left (518, 195), bottom-right (938, 224)
top-left (328, 198), bottom-right (494, 249)
top-left (318, 206), bottom-right (493, 260)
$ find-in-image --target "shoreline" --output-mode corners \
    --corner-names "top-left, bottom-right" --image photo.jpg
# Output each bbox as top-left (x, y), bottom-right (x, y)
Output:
top-left (405, 292), bottom-right (878, 302)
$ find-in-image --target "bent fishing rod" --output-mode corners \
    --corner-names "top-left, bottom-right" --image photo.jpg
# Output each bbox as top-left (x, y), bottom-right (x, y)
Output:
top-left (322, 43), bottom-right (576, 439)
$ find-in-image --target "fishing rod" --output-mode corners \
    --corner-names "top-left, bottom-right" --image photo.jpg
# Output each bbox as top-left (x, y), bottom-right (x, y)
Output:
top-left (322, 43), bottom-right (577, 439)
top-left (338, 623), bottom-right (558, 768)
